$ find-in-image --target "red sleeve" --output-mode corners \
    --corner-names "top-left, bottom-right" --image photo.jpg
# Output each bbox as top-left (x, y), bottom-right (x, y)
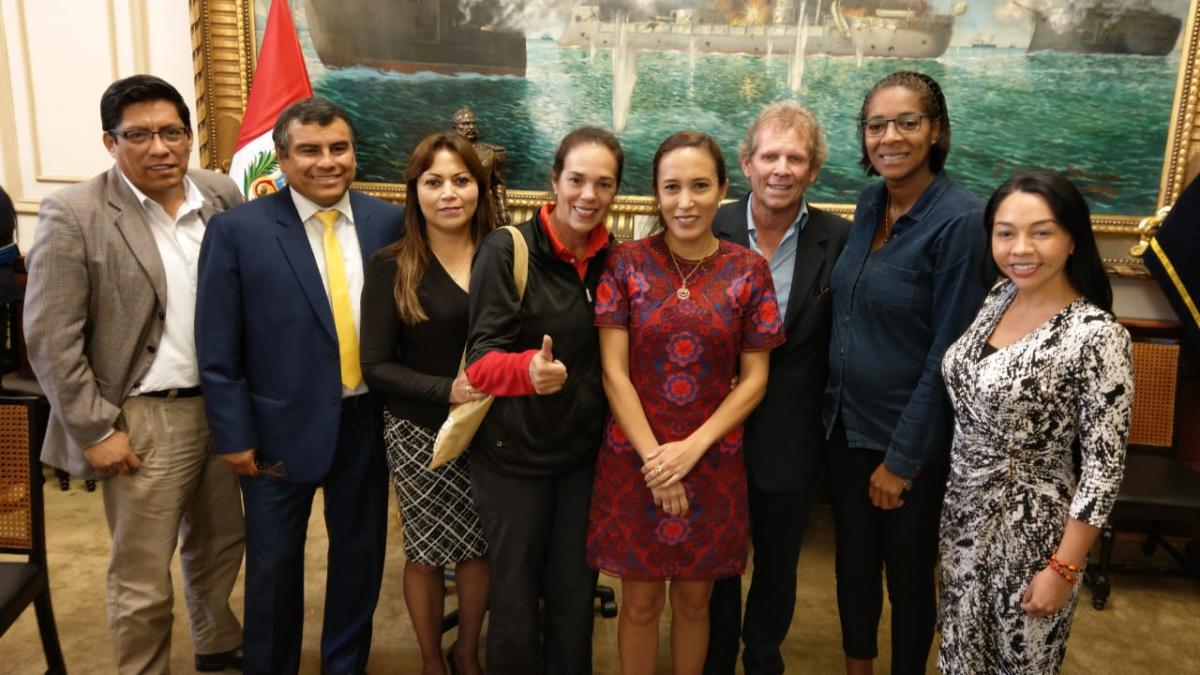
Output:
top-left (593, 242), bottom-right (630, 328)
top-left (465, 349), bottom-right (538, 396)
top-left (742, 254), bottom-right (786, 352)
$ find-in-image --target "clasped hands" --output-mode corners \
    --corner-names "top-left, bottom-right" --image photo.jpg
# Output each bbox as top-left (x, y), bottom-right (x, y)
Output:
top-left (641, 436), bottom-right (705, 515)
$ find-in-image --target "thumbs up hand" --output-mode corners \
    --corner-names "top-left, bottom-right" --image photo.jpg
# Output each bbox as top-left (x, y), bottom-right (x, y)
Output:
top-left (529, 334), bottom-right (568, 395)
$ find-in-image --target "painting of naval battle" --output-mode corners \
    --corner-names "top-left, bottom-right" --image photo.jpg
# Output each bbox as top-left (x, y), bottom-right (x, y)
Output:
top-left (260, 0), bottom-right (1190, 214)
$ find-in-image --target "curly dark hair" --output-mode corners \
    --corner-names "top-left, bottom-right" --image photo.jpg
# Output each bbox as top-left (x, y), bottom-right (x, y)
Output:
top-left (857, 71), bottom-right (951, 176)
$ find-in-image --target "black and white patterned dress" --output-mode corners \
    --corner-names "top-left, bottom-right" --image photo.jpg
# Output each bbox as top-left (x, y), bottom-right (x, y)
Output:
top-left (938, 280), bottom-right (1133, 674)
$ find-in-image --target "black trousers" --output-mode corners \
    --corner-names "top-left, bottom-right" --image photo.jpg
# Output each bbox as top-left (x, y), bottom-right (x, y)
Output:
top-left (825, 421), bottom-right (947, 675)
top-left (470, 458), bottom-right (597, 675)
top-left (705, 479), bottom-right (819, 675)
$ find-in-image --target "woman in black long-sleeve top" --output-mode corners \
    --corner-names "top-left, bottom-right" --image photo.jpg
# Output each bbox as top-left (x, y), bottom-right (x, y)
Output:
top-left (361, 132), bottom-right (496, 675)
top-left (463, 127), bottom-right (623, 674)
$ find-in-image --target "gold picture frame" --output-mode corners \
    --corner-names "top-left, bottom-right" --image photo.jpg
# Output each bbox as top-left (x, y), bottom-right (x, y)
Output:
top-left (188, 0), bottom-right (1200, 272)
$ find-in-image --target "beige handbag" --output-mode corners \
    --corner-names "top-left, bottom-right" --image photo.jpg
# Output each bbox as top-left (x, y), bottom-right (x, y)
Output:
top-left (429, 225), bottom-right (529, 469)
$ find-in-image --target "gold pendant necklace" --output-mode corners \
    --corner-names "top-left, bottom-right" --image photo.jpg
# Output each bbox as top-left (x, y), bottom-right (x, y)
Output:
top-left (668, 244), bottom-right (713, 301)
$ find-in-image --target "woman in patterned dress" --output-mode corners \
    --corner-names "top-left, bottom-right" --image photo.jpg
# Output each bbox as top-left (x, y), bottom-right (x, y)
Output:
top-left (587, 131), bottom-right (785, 673)
top-left (360, 133), bottom-right (494, 675)
top-left (938, 170), bottom-right (1133, 674)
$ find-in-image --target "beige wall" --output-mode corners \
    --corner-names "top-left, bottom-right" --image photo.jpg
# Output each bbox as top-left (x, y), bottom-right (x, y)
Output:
top-left (0, 0), bottom-right (197, 253)
top-left (0, 0), bottom-right (1180, 323)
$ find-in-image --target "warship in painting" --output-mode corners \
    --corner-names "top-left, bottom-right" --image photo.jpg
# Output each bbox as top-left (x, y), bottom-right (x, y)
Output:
top-left (557, 0), bottom-right (966, 59)
top-left (302, 0), bottom-right (526, 76)
top-left (1018, 0), bottom-right (1182, 55)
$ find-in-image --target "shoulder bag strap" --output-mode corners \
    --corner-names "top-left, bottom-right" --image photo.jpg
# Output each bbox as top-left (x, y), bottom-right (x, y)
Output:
top-left (456, 225), bottom-right (531, 372)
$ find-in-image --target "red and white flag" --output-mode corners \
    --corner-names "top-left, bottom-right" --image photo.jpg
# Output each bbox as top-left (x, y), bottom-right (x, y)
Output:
top-left (228, 0), bottom-right (313, 199)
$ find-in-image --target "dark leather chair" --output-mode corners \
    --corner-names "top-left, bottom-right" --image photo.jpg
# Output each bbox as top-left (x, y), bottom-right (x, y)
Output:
top-left (1089, 339), bottom-right (1200, 609)
top-left (0, 394), bottom-right (66, 673)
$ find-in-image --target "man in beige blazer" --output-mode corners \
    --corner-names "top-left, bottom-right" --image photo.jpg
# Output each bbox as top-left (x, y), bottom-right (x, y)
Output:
top-left (24, 75), bottom-right (245, 674)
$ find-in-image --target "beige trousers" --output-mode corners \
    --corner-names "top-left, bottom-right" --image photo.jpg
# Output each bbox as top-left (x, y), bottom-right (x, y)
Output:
top-left (101, 395), bottom-right (245, 674)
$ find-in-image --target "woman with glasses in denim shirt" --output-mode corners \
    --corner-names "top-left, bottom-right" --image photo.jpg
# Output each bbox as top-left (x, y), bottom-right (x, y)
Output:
top-left (823, 71), bottom-right (992, 675)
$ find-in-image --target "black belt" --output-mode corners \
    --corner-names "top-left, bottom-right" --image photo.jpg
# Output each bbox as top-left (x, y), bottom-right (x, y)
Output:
top-left (140, 386), bottom-right (203, 399)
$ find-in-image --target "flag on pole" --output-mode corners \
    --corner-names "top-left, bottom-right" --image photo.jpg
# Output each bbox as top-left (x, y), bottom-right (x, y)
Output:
top-left (228, 0), bottom-right (313, 199)
top-left (1143, 172), bottom-right (1200, 350)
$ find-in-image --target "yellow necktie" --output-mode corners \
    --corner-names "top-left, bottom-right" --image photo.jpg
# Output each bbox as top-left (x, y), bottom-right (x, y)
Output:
top-left (315, 209), bottom-right (362, 390)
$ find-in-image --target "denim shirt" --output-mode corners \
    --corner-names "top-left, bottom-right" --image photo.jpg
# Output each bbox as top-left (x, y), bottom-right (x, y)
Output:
top-left (823, 172), bottom-right (990, 478)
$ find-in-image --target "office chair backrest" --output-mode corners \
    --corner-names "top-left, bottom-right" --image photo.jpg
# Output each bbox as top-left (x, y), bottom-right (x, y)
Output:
top-left (1129, 341), bottom-right (1179, 450)
top-left (0, 397), bottom-right (41, 555)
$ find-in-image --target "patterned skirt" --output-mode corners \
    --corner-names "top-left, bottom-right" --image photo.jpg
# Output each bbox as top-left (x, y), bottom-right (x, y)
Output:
top-left (383, 411), bottom-right (487, 566)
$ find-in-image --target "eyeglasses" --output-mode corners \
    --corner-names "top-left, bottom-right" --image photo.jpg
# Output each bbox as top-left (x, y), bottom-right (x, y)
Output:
top-left (861, 113), bottom-right (931, 137)
top-left (108, 126), bottom-right (190, 146)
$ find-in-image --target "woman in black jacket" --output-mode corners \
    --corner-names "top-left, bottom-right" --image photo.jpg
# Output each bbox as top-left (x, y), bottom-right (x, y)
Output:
top-left (464, 127), bottom-right (623, 674)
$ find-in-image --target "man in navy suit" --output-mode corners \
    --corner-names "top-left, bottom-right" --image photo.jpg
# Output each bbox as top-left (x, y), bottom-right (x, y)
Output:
top-left (196, 98), bottom-right (403, 675)
top-left (705, 102), bottom-right (851, 675)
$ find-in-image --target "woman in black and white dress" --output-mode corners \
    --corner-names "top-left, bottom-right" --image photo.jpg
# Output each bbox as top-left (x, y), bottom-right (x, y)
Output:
top-left (938, 170), bottom-right (1133, 674)
top-left (361, 132), bottom-right (495, 675)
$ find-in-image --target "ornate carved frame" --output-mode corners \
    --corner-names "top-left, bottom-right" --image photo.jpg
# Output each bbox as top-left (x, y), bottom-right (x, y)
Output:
top-left (189, 0), bottom-right (1200, 272)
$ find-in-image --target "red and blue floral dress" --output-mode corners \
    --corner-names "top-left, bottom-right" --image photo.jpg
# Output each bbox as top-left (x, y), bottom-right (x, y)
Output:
top-left (586, 234), bottom-right (784, 580)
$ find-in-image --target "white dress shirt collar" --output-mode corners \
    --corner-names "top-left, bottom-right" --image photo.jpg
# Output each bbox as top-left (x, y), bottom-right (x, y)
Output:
top-left (119, 171), bottom-right (204, 222)
top-left (289, 188), bottom-right (355, 226)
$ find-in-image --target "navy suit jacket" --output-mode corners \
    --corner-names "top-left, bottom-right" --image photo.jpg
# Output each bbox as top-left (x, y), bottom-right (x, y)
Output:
top-left (196, 187), bottom-right (404, 483)
top-left (713, 195), bottom-right (850, 492)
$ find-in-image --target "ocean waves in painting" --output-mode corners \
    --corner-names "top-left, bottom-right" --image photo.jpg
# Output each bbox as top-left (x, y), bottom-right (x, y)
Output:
top-left (316, 40), bottom-right (1178, 214)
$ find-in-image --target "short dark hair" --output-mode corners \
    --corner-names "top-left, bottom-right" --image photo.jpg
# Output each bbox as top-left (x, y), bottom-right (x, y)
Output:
top-left (858, 71), bottom-right (952, 176)
top-left (551, 126), bottom-right (625, 187)
top-left (100, 75), bottom-right (191, 133)
top-left (984, 170), bottom-right (1112, 313)
top-left (272, 98), bottom-right (357, 157)
top-left (651, 130), bottom-right (728, 192)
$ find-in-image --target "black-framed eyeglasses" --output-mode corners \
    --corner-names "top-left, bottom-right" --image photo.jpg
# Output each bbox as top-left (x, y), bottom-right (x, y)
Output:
top-left (860, 113), bottom-right (931, 137)
top-left (107, 126), bottom-right (191, 146)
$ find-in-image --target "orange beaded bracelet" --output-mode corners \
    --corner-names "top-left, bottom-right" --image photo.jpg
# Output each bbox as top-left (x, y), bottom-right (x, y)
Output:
top-left (1046, 555), bottom-right (1085, 585)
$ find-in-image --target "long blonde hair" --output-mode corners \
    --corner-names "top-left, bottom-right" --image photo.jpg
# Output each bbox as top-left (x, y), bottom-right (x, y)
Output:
top-left (386, 133), bottom-right (496, 324)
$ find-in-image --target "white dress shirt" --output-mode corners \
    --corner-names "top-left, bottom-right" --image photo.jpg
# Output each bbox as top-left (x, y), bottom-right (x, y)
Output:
top-left (289, 189), bottom-right (369, 397)
top-left (121, 172), bottom-right (206, 394)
